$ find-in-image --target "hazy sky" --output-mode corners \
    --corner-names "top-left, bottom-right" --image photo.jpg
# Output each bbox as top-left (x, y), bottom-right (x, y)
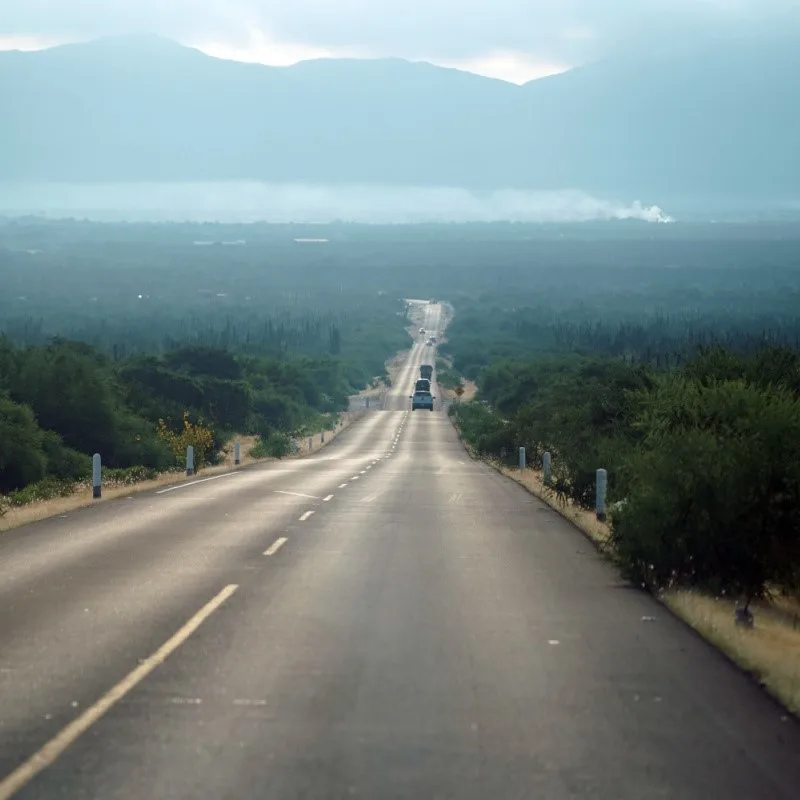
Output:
top-left (0, 1), bottom-right (796, 83)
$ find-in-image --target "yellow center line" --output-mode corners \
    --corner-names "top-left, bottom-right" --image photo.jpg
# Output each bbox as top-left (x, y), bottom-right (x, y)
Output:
top-left (0, 584), bottom-right (239, 800)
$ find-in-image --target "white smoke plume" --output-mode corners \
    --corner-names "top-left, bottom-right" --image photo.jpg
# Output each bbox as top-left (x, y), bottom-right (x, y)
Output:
top-left (0, 181), bottom-right (675, 224)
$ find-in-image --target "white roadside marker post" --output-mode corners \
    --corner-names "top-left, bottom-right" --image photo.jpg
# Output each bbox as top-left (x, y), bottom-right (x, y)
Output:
top-left (543, 451), bottom-right (552, 485)
top-left (596, 468), bottom-right (607, 521)
top-left (92, 453), bottom-right (102, 499)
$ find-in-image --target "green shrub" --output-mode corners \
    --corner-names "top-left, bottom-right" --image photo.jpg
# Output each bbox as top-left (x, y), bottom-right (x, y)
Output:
top-left (251, 431), bottom-right (293, 459)
top-left (0, 393), bottom-right (47, 491)
top-left (450, 402), bottom-right (514, 457)
top-left (5, 476), bottom-right (76, 507)
top-left (104, 466), bottom-right (162, 486)
top-left (612, 379), bottom-right (800, 598)
top-left (41, 431), bottom-right (92, 482)
top-left (452, 347), bottom-right (800, 599)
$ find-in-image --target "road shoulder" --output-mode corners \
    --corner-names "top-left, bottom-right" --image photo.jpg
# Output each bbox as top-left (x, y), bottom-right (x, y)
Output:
top-left (451, 418), bottom-right (800, 719)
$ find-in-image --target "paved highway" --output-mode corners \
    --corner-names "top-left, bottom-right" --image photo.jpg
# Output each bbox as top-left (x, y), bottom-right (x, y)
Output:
top-left (0, 302), bottom-right (798, 798)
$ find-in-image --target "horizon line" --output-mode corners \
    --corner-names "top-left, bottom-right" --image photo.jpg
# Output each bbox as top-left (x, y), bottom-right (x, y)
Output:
top-left (0, 32), bottom-right (573, 86)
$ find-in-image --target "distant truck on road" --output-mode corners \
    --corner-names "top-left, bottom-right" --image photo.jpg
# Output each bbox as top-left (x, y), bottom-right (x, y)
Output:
top-left (420, 364), bottom-right (434, 381)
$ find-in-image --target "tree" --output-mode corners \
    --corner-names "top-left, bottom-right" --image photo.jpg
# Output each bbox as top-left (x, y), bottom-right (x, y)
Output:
top-left (0, 393), bottom-right (46, 491)
top-left (613, 378), bottom-right (800, 598)
top-left (11, 343), bottom-right (121, 459)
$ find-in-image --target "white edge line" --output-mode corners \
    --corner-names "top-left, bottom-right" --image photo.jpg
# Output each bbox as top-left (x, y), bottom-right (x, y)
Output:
top-left (263, 537), bottom-right (288, 556)
top-left (299, 510), bottom-right (315, 521)
top-left (0, 584), bottom-right (238, 800)
top-left (275, 490), bottom-right (320, 500)
top-left (155, 472), bottom-right (239, 494)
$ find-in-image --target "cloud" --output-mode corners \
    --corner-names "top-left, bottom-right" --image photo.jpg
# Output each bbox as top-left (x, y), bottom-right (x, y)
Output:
top-left (0, 181), bottom-right (675, 224)
top-left (0, 1), bottom-right (797, 83)
top-left (437, 52), bottom-right (570, 85)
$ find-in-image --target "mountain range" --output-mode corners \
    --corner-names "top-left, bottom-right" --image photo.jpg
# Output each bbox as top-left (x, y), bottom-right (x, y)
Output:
top-left (1, 33), bottom-right (798, 198)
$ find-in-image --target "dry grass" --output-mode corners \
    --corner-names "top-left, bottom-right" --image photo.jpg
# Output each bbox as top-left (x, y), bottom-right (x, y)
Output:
top-left (496, 464), bottom-right (611, 545)
top-left (434, 350), bottom-right (476, 404)
top-left (385, 350), bottom-right (410, 385)
top-left (219, 435), bottom-right (260, 467)
top-left (0, 468), bottom-right (213, 531)
top-left (663, 590), bottom-right (800, 715)
top-left (479, 456), bottom-right (800, 717)
top-left (459, 380), bottom-right (478, 401)
top-left (355, 381), bottom-right (388, 399)
top-left (442, 379), bottom-right (478, 404)
top-left (766, 589), bottom-right (800, 623)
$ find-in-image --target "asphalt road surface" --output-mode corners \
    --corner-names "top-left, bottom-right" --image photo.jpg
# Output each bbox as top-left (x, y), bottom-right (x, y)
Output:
top-left (0, 302), bottom-right (798, 798)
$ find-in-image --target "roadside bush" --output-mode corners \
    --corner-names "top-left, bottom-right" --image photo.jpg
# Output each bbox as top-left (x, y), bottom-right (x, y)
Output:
top-left (460, 357), bottom-right (649, 507)
top-left (10, 343), bottom-right (121, 458)
top-left (156, 412), bottom-right (216, 469)
top-left (450, 346), bottom-right (800, 599)
top-left (612, 378), bottom-right (800, 598)
top-left (4, 476), bottom-right (76, 507)
top-left (435, 358), bottom-right (462, 390)
top-left (449, 402), bottom-right (513, 457)
top-left (104, 466), bottom-right (162, 485)
top-left (41, 431), bottom-right (91, 482)
top-left (0, 393), bottom-right (47, 491)
top-left (109, 414), bottom-right (175, 471)
top-left (1, 315), bottom-right (401, 494)
top-left (251, 431), bottom-right (293, 459)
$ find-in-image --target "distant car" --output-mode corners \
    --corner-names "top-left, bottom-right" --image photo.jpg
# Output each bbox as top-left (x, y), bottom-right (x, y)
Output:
top-left (415, 378), bottom-right (431, 393)
top-left (410, 391), bottom-right (435, 411)
top-left (426, 340), bottom-right (433, 346)
top-left (419, 327), bottom-right (426, 335)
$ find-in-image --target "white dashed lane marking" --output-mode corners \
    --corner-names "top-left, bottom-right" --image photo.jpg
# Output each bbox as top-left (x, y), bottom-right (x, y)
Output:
top-left (275, 491), bottom-right (319, 500)
top-left (263, 537), bottom-right (288, 556)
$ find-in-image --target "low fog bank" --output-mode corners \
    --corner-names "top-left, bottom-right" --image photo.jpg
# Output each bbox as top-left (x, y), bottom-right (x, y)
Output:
top-left (0, 182), bottom-right (674, 224)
